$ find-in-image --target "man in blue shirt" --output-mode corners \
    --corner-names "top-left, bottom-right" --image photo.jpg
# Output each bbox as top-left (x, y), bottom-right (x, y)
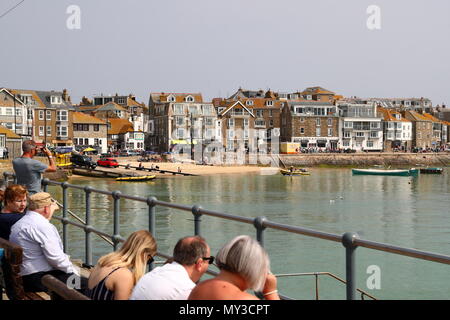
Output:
top-left (12, 140), bottom-right (56, 195)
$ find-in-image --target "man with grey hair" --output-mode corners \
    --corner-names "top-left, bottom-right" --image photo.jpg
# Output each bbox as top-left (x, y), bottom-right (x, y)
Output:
top-left (130, 235), bottom-right (212, 300)
top-left (10, 192), bottom-right (87, 292)
top-left (12, 140), bottom-right (56, 195)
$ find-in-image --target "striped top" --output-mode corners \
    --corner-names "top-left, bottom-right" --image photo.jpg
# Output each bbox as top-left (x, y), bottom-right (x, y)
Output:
top-left (88, 267), bottom-right (121, 300)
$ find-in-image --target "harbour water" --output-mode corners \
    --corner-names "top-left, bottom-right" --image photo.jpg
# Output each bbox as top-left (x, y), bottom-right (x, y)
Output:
top-left (48, 168), bottom-right (450, 300)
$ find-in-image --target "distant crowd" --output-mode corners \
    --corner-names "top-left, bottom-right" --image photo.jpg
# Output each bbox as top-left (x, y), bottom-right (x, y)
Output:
top-left (0, 140), bottom-right (280, 300)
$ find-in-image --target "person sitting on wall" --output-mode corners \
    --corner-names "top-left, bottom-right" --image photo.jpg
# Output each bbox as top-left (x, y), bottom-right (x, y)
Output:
top-left (0, 184), bottom-right (28, 240)
top-left (188, 235), bottom-right (280, 300)
top-left (9, 192), bottom-right (88, 292)
top-left (130, 236), bottom-right (211, 300)
top-left (87, 230), bottom-right (157, 300)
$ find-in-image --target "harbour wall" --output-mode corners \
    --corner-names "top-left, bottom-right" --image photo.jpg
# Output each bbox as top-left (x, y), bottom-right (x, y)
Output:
top-left (278, 153), bottom-right (450, 167)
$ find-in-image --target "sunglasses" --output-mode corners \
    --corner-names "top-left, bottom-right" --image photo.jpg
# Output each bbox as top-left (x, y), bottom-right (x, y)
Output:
top-left (202, 256), bottom-right (215, 264)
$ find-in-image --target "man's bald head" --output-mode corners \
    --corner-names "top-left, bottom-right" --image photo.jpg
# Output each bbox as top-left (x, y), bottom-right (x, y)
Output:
top-left (173, 236), bottom-right (209, 266)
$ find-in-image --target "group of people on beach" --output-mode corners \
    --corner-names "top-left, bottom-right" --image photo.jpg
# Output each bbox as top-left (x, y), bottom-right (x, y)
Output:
top-left (0, 140), bottom-right (280, 300)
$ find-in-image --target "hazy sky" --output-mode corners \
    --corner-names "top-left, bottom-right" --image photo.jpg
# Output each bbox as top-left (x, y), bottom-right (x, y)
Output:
top-left (1, 0), bottom-right (449, 106)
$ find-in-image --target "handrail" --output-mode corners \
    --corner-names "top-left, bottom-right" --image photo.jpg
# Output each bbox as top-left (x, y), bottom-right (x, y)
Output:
top-left (3, 171), bottom-right (450, 300)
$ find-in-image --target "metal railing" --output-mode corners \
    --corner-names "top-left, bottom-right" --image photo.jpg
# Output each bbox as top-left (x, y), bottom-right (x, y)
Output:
top-left (3, 172), bottom-right (450, 300)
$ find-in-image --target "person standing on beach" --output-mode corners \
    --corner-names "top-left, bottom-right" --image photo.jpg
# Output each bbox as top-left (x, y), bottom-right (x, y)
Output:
top-left (12, 140), bottom-right (57, 195)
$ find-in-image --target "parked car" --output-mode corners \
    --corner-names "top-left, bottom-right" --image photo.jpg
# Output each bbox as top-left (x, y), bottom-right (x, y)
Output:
top-left (97, 157), bottom-right (119, 168)
top-left (119, 150), bottom-right (133, 157)
top-left (70, 154), bottom-right (97, 169)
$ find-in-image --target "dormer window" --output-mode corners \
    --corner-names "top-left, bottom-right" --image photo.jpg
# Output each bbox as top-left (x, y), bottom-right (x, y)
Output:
top-left (167, 95), bottom-right (176, 102)
top-left (246, 100), bottom-right (254, 106)
top-left (51, 96), bottom-right (62, 104)
top-left (185, 95), bottom-right (194, 102)
top-left (307, 95), bottom-right (312, 100)
top-left (266, 100), bottom-right (273, 106)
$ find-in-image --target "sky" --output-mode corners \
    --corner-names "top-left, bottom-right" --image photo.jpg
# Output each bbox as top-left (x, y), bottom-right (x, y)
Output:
top-left (1, 0), bottom-right (449, 106)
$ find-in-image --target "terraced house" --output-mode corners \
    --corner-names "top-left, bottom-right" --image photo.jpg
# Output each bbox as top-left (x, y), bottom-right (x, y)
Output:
top-left (0, 88), bottom-right (28, 137)
top-left (217, 92), bottom-right (283, 153)
top-left (72, 112), bottom-right (107, 153)
top-left (401, 110), bottom-right (433, 150)
top-left (281, 100), bottom-right (340, 150)
top-left (148, 93), bottom-right (217, 153)
top-left (377, 107), bottom-right (412, 151)
top-left (337, 100), bottom-right (383, 151)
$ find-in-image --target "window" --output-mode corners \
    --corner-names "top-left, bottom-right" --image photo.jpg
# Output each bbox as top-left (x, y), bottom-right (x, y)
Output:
top-left (94, 124), bottom-right (100, 131)
top-left (246, 100), bottom-right (254, 106)
top-left (39, 126), bottom-right (44, 136)
top-left (366, 141), bottom-right (374, 148)
top-left (344, 131), bottom-right (351, 138)
top-left (296, 107), bottom-right (304, 114)
top-left (244, 119), bottom-right (249, 127)
top-left (84, 138), bottom-right (89, 145)
top-left (185, 95), bottom-right (194, 102)
top-left (175, 116), bottom-right (185, 126)
top-left (227, 139), bottom-right (234, 151)
top-left (228, 129), bottom-right (234, 139)
top-left (370, 131), bottom-right (378, 138)
top-left (343, 141), bottom-right (350, 147)
top-left (269, 120), bottom-right (274, 127)
top-left (46, 110), bottom-right (51, 120)
top-left (73, 138), bottom-right (78, 145)
top-left (57, 126), bottom-right (68, 137)
top-left (167, 95), bottom-right (176, 102)
top-left (356, 132), bottom-right (365, 137)
top-left (188, 106), bottom-right (198, 115)
top-left (27, 109), bottom-right (33, 120)
top-left (47, 126), bottom-right (52, 136)
top-left (39, 110), bottom-right (44, 120)
top-left (316, 128), bottom-right (321, 136)
top-left (6, 108), bottom-right (13, 116)
top-left (73, 124), bottom-right (78, 131)
top-left (117, 98), bottom-right (125, 104)
top-left (328, 128), bottom-right (332, 136)
top-left (233, 108), bottom-right (243, 116)
top-left (371, 122), bottom-right (380, 129)
top-left (51, 96), bottom-right (61, 104)
top-left (255, 119), bottom-right (266, 127)
top-left (328, 118), bottom-right (332, 126)
top-left (173, 104), bottom-right (184, 114)
top-left (300, 128), bottom-right (305, 134)
top-left (15, 109), bottom-right (21, 116)
top-left (176, 128), bottom-right (185, 139)
top-left (269, 110), bottom-right (273, 117)
top-left (205, 117), bottom-right (214, 126)
top-left (344, 121), bottom-right (352, 128)
top-left (316, 118), bottom-right (321, 126)
top-left (266, 100), bottom-right (273, 106)
top-left (57, 110), bottom-right (68, 121)
top-left (256, 110), bottom-right (264, 118)
top-left (228, 119), bottom-right (234, 127)
top-left (5, 123), bottom-right (13, 130)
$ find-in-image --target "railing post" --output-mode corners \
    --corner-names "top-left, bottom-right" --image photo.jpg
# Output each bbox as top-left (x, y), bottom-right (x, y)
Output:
top-left (112, 191), bottom-right (122, 251)
top-left (253, 216), bottom-right (267, 247)
top-left (42, 178), bottom-right (49, 192)
top-left (342, 232), bottom-right (359, 300)
top-left (61, 182), bottom-right (69, 252)
top-left (84, 186), bottom-right (93, 266)
top-left (192, 205), bottom-right (202, 236)
top-left (147, 196), bottom-right (157, 271)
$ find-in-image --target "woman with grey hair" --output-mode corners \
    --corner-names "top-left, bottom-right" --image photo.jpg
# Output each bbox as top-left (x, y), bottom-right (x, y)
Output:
top-left (188, 235), bottom-right (280, 300)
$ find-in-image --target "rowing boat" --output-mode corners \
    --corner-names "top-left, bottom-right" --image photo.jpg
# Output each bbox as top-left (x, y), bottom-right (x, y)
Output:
top-left (280, 169), bottom-right (310, 176)
top-left (116, 175), bottom-right (156, 182)
top-left (419, 167), bottom-right (443, 174)
top-left (352, 168), bottom-right (419, 176)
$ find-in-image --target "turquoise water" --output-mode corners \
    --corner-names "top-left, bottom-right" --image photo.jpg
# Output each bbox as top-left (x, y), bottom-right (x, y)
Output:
top-left (48, 168), bottom-right (450, 300)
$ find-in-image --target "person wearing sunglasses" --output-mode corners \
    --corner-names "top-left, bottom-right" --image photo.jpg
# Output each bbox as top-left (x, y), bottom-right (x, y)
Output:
top-left (188, 235), bottom-right (280, 300)
top-left (130, 235), bottom-right (211, 300)
top-left (87, 230), bottom-right (157, 300)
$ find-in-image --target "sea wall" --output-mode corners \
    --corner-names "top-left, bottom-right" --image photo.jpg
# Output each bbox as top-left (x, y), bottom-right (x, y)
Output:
top-left (279, 153), bottom-right (450, 167)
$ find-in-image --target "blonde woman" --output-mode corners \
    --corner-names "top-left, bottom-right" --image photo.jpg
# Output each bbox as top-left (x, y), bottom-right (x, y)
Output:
top-left (87, 230), bottom-right (157, 300)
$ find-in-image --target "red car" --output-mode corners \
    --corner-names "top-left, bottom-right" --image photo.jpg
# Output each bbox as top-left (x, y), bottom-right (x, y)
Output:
top-left (97, 157), bottom-right (119, 168)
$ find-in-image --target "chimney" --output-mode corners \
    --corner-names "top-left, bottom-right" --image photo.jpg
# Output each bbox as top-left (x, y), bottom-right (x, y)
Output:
top-left (62, 89), bottom-right (70, 102)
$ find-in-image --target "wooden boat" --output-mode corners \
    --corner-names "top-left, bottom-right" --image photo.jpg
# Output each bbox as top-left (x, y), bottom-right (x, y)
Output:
top-left (280, 169), bottom-right (310, 176)
top-left (352, 168), bottom-right (419, 176)
top-left (419, 167), bottom-right (443, 174)
top-left (116, 175), bottom-right (156, 182)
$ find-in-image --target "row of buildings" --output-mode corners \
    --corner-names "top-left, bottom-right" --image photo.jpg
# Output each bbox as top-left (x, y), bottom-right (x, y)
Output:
top-left (0, 86), bottom-right (449, 159)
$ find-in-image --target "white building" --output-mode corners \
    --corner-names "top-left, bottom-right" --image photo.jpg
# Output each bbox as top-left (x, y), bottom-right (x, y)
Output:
top-left (337, 101), bottom-right (383, 151)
